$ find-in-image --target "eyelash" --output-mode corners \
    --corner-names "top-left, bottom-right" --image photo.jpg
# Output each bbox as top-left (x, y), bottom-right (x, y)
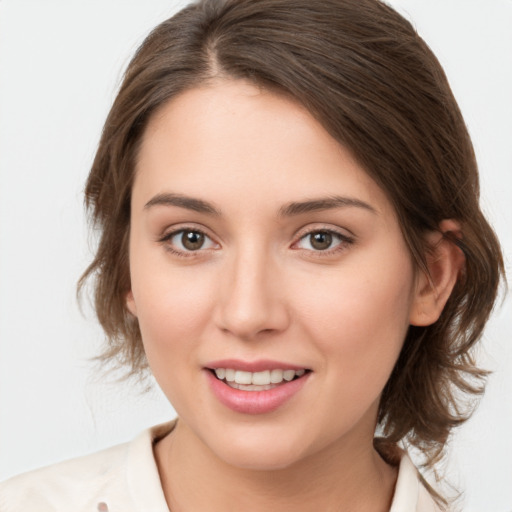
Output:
top-left (158, 227), bottom-right (217, 258)
top-left (158, 226), bottom-right (354, 258)
top-left (292, 227), bottom-right (355, 256)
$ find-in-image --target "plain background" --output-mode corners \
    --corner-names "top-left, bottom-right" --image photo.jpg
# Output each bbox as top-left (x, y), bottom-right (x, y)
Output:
top-left (0, 1), bottom-right (511, 510)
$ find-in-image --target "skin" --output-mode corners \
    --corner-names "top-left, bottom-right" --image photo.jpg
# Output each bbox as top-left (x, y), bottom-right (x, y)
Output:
top-left (126, 79), bottom-right (461, 511)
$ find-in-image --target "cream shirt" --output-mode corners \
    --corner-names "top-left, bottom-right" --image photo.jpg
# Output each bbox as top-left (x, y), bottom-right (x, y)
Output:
top-left (0, 421), bottom-right (441, 511)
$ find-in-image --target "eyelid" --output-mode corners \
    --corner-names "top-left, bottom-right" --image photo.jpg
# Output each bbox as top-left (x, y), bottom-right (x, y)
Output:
top-left (291, 224), bottom-right (355, 253)
top-left (292, 223), bottom-right (355, 242)
top-left (158, 224), bottom-right (220, 256)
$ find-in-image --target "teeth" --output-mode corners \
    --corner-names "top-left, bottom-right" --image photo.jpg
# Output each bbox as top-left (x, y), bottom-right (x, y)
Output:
top-left (283, 370), bottom-right (295, 381)
top-left (252, 370), bottom-right (270, 385)
top-left (235, 370), bottom-right (252, 385)
top-left (270, 369), bottom-right (283, 383)
top-left (214, 368), bottom-right (226, 380)
top-left (213, 368), bottom-right (307, 386)
top-left (228, 382), bottom-right (275, 391)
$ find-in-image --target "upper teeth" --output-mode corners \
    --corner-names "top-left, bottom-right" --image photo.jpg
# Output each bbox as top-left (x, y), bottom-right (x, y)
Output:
top-left (214, 368), bottom-right (306, 385)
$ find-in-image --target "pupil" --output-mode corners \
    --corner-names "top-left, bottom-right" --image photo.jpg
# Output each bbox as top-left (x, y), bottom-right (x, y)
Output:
top-left (182, 231), bottom-right (204, 250)
top-left (311, 231), bottom-right (332, 250)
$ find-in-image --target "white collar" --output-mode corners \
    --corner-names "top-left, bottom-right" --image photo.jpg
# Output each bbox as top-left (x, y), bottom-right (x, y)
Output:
top-left (390, 451), bottom-right (442, 511)
top-left (125, 421), bottom-right (441, 512)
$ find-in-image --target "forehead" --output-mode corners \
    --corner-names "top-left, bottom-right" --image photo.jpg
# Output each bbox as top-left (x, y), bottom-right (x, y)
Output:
top-left (134, 79), bottom-right (394, 219)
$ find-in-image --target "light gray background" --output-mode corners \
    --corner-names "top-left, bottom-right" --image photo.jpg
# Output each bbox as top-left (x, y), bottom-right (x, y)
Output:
top-left (0, 1), bottom-right (511, 510)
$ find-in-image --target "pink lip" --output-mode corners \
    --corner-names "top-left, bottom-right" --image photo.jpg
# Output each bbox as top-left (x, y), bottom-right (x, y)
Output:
top-left (204, 367), bottom-right (311, 415)
top-left (205, 359), bottom-right (307, 372)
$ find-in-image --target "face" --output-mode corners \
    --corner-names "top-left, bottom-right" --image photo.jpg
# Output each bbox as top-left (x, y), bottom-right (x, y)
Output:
top-left (127, 79), bottom-right (423, 470)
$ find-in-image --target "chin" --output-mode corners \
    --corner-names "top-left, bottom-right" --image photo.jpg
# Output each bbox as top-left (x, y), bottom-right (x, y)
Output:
top-left (221, 447), bottom-right (305, 471)
top-left (208, 427), bottom-right (314, 471)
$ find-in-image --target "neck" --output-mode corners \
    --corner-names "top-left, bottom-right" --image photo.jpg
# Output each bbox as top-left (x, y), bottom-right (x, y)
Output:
top-left (154, 420), bottom-right (397, 512)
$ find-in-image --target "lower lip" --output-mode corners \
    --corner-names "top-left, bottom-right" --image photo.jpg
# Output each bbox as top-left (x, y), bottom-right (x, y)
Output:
top-left (205, 370), bottom-right (310, 415)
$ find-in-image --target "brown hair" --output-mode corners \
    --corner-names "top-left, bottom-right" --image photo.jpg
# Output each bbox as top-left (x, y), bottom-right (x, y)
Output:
top-left (79, 0), bottom-right (504, 492)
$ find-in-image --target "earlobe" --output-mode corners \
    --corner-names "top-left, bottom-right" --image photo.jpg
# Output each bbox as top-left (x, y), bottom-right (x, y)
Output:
top-left (126, 290), bottom-right (138, 317)
top-left (409, 219), bottom-right (465, 327)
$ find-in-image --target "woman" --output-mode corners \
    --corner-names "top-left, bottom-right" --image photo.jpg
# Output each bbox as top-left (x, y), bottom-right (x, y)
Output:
top-left (0, 0), bottom-right (505, 510)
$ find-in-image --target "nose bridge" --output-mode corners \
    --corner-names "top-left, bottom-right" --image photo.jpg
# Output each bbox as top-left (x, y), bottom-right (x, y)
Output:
top-left (216, 240), bottom-right (289, 338)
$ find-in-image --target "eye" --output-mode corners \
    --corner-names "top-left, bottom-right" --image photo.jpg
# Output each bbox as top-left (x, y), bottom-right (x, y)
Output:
top-left (295, 230), bottom-right (352, 252)
top-left (162, 229), bottom-right (217, 253)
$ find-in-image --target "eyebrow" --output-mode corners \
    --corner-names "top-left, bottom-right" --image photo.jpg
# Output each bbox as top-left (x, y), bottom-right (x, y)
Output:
top-left (144, 193), bottom-right (221, 215)
top-left (279, 196), bottom-right (377, 217)
top-left (144, 192), bottom-right (376, 217)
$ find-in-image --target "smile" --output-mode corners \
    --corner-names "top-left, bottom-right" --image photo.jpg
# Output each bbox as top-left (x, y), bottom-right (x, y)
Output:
top-left (205, 362), bottom-right (311, 414)
top-left (213, 368), bottom-right (307, 391)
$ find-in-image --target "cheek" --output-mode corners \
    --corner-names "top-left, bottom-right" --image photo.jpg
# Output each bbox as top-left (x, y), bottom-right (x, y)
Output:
top-left (130, 263), bottom-right (218, 411)
top-left (136, 278), bottom-right (211, 334)
top-left (295, 250), bottom-right (415, 389)
top-left (129, 250), bottom-right (216, 366)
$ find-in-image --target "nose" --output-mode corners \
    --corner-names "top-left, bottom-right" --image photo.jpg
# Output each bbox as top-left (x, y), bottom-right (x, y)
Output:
top-left (214, 247), bottom-right (290, 340)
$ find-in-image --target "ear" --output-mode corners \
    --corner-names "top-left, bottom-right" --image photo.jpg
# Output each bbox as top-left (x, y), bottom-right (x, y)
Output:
top-left (409, 219), bottom-right (465, 327)
top-left (126, 290), bottom-right (138, 317)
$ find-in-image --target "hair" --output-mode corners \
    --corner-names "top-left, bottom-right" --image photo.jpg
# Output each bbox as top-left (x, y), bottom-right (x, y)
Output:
top-left (79, 0), bottom-right (504, 498)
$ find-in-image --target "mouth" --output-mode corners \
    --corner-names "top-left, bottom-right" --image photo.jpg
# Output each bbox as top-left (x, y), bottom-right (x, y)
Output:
top-left (208, 367), bottom-right (310, 392)
top-left (204, 359), bottom-right (312, 414)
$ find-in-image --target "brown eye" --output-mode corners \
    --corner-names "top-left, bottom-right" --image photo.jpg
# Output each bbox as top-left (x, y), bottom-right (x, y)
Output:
top-left (181, 230), bottom-right (205, 251)
top-left (309, 231), bottom-right (333, 250)
top-left (163, 228), bottom-right (217, 254)
top-left (294, 229), bottom-right (353, 253)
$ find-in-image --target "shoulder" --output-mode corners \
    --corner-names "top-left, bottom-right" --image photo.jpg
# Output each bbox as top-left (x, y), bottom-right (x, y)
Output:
top-left (379, 441), bottom-right (444, 512)
top-left (0, 442), bottom-right (129, 511)
top-left (391, 453), bottom-right (444, 512)
top-left (0, 421), bottom-right (175, 512)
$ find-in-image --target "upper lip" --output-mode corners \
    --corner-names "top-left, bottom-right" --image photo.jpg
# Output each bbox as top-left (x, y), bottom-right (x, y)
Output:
top-left (204, 359), bottom-right (309, 373)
